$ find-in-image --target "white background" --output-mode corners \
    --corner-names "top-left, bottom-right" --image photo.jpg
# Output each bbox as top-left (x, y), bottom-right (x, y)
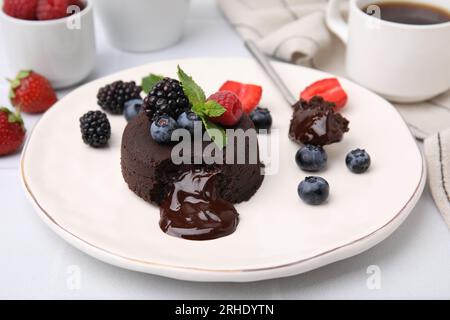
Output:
top-left (0, 0), bottom-right (449, 299)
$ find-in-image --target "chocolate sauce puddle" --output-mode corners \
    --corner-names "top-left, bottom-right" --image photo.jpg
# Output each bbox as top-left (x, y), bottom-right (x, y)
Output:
top-left (159, 169), bottom-right (239, 241)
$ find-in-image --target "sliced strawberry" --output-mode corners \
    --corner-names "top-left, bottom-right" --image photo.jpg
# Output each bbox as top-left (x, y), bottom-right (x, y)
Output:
top-left (219, 81), bottom-right (262, 113)
top-left (300, 78), bottom-right (347, 110)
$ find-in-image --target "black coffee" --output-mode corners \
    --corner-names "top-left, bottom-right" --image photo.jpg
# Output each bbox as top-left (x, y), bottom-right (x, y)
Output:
top-left (363, 1), bottom-right (450, 25)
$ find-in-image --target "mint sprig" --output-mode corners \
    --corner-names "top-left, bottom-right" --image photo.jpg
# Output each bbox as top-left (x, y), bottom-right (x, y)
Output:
top-left (177, 66), bottom-right (227, 149)
top-left (203, 100), bottom-right (226, 117)
top-left (177, 66), bottom-right (206, 109)
top-left (201, 119), bottom-right (226, 149)
top-left (141, 74), bottom-right (164, 94)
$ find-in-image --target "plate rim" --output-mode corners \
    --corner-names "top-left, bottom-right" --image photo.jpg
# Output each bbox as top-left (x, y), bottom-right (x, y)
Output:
top-left (19, 57), bottom-right (427, 282)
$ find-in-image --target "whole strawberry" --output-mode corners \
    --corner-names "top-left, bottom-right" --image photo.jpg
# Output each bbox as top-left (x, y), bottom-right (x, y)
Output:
top-left (3, 0), bottom-right (38, 20)
top-left (36, 0), bottom-right (80, 20)
top-left (9, 70), bottom-right (57, 114)
top-left (0, 108), bottom-right (26, 156)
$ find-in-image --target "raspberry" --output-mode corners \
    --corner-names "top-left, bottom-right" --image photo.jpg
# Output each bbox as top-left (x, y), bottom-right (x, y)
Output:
top-left (36, 0), bottom-right (80, 20)
top-left (3, 0), bottom-right (38, 20)
top-left (207, 91), bottom-right (243, 127)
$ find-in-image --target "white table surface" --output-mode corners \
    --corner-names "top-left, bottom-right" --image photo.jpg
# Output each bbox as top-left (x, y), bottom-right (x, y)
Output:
top-left (1, 0), bottom-right (449, 300)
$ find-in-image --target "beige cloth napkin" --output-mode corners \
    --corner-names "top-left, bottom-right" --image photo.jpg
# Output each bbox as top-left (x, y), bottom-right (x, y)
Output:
top-left (218, 0), bottom-right (450, 227)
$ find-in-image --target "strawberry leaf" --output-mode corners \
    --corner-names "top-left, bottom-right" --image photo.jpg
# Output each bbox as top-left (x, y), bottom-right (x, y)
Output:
top-left (177, 65), bottom-right (206, 108)
top-left (202, 117), bottom-right (227, 149)
top-left (203, 100), bottom-right (226, 118)
top-left (9, 88), bottom-right (16, 100)
top-left (7, 71), bottom-right (30, 100)
top-left (0, 107), bottom-right (10, 114)
top-left (8, 111), bottom-right (24, 126)
top-left (142, 74), bottom-right (164, 94)
top-left (17, 70), bottom-right (31, 80)
top-left (1, 107), bottom-right (25, 130)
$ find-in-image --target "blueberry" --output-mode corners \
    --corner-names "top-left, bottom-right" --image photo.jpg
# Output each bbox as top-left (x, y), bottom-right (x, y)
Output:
top-left (346, 149), bottom-right (371, 173)
top-left (295, 145), bottom-right (327, 172)
top-left (298, 176), bottom-right (330, 205)
top-left (249, 107), bottom-right (272, 132)
top-left (123, 99), bottom-right (143, 122)
top-left (177, 111), bottom-right (201, 133)
top-left (150, 115), bottom-right (178, 144)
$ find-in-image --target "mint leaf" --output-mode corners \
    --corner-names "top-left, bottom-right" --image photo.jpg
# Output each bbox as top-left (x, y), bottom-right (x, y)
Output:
top-left (202, 118), bottom-right (227, 149)
top-left (177, 65), bottom-right (206, 108)
top-left (203, 100), bottom-right (226, 118)
top-left (142, 74), bottom-right (164, 94)
top-left (176, 66), bottom-right (227, 149)
top-left (191, 104), bottom-right (205, 117)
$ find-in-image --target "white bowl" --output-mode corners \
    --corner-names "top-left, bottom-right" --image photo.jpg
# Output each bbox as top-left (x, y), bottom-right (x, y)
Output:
top-left (0, 0), bottom-right (96, 89)
top-left (94, 0), bottom-right (190, 52)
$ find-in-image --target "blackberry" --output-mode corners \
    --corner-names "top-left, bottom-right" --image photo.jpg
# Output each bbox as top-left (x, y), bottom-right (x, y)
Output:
top-left (97, 81), bottom-right (142, 115)
top-left (79, 111), bottom-right (111, 148)
top-left (143, 77), bottom-right (190, 121)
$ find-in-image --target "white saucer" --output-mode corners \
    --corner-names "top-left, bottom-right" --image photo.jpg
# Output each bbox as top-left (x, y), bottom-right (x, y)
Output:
top-left (20, 58), bottom-right (425, 282)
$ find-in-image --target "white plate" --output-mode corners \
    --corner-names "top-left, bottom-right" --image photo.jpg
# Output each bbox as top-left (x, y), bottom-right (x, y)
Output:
top-left (21, 58), bottom-right (425, 282)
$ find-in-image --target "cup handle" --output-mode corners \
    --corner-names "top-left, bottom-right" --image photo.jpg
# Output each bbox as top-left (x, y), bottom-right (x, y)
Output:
top-left (326, 0), bottom-right (349, 44)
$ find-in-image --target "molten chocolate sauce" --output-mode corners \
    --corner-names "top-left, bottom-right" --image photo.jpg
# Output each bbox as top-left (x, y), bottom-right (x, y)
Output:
top-left (159, 169), bottom-right (239, 241)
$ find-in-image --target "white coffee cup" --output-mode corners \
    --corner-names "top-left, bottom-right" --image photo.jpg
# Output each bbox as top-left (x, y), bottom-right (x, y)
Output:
top-left (0, 0), bottom-right (96, 89)
top-left (326, 0), bottom-right (450, 103)
top-left (95, 0), bottom-right (191, 52)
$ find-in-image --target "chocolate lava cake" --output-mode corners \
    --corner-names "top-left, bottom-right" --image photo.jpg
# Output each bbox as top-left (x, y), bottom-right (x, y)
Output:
top-left (289, 97), bottom-right (349, 146)
top-left (121, 112), bottom-right (265, 206)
